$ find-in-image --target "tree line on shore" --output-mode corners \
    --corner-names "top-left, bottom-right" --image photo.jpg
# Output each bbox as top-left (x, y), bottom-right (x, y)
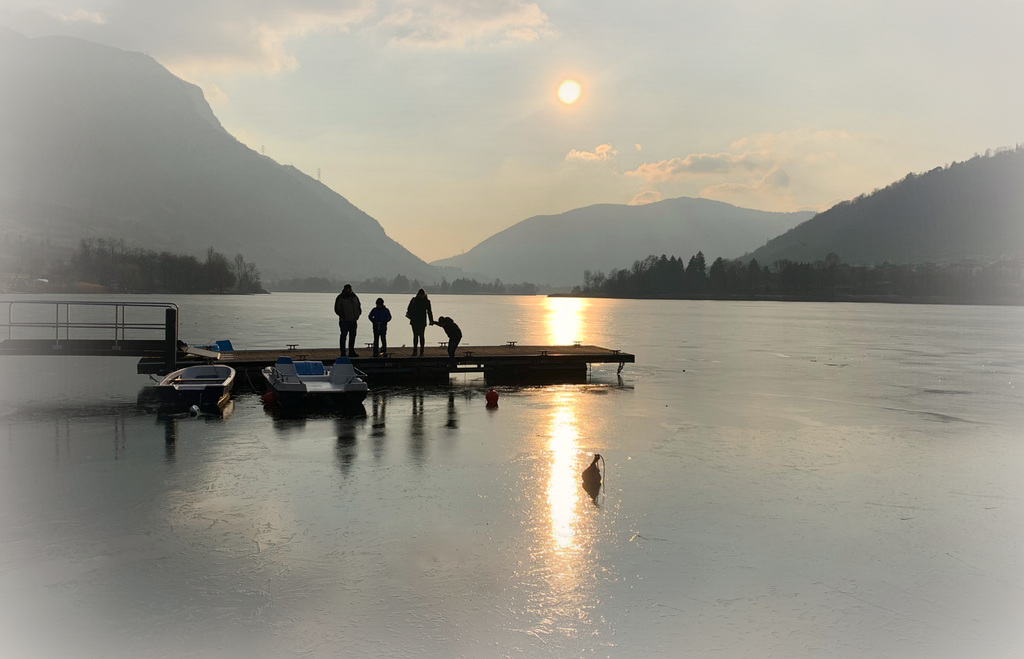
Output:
top-left (5, 237), bottom-right (265, 293)
top-left (573, 252), bottom-right (1024, 304)
top-left (8, 233), bottom-right (1021, 304)
top-left (272, 274), bottom-right (538, 295)
top-left (2, 234), bottom-right (541, 296)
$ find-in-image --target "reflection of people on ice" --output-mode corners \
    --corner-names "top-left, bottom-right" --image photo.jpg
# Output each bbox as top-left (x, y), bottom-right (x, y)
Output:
top-left (405, 289), bottom-right (434, 356)
top-left (433, 316), bottom-right (462, 364)
top-left (334, 284), bottom-right (362, 357)
top-left (367, 297), bottom-right (391, 358)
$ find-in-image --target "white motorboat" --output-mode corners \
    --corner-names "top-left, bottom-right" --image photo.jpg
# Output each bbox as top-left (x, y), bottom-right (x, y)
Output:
top-left (155, 364), bottom-right (236, 410)
top-left (262, 356), bottom-right (368, 406)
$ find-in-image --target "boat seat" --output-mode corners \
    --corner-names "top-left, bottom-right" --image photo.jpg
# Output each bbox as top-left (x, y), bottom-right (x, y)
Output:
top-left (330, 357), bottom-right (360, 384)
top-left (274, 356), bottom-right (298, 377)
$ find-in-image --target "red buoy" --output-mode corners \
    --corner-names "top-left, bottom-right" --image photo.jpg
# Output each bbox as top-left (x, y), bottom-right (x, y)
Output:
top-left (485, 388), bottom-right (499, 408)
top-left (263, 390), bottom-right (278, 406)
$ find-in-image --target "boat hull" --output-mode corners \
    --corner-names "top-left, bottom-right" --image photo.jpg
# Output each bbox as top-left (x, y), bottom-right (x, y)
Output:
top-left (155, 365), bottom-right (236, 411)
top-left (269, 387), bottom-right (368, 407)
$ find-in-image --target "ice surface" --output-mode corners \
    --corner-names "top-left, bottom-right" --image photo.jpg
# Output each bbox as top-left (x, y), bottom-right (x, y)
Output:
top-left (1, 295), bottom-right (1023, 658)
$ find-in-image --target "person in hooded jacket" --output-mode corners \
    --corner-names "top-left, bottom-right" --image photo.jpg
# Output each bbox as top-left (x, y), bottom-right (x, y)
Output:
top-left (367, 297), bottom-right (392, 358)
top-left (334, 284), bottom-right (362, 357)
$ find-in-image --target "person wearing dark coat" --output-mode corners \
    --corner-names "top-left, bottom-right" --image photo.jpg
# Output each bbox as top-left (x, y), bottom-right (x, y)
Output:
top-left (405, 289), bottom-right (434, 356)
top-left (334, 284), bottom-right (362, 357)
top-left (433, 316), bottom-right (462, 364)
top-left (367, 297), bottom-right (392, 358)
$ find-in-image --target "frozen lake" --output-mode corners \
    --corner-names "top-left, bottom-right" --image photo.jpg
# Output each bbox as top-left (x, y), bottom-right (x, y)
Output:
top-left (2, 294), bottom-right (1024, 658)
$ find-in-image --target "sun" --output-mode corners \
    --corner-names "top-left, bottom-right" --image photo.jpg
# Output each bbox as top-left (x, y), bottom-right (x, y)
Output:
top-left (557, 79), bottom-right (581, 104)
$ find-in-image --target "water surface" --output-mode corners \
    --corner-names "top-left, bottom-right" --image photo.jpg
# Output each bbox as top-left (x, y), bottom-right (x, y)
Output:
top-left (2, 294), bottom-right (1023, 658)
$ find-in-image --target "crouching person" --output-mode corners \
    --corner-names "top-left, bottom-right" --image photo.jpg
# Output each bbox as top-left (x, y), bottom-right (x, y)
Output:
top-left (433, 316), bottom-right (462, 365)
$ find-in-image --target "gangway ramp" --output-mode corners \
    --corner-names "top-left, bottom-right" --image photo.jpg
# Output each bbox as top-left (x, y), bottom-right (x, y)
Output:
top-left (0, 300), bottom-right (179, 369)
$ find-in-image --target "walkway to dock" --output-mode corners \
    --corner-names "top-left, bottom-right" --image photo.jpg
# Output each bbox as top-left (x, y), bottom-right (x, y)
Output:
top-left (0, 299), bottom-right (178, 363)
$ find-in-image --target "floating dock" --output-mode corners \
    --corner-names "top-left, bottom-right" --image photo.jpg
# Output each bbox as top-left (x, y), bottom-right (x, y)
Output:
top-left (137, 343), bottom-right (633, 387)
top-left (1, 300), bottom-right (634, 386)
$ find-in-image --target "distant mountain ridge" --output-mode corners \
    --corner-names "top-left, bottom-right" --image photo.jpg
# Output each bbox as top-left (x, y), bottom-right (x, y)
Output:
top-left (431, 197), bottom-right (814, 287)
top-left (744, 147), bottom-right (1024, 266)
top-left (0, 30), bottom-right (439, 282)
top-left (6, 30), bottom-right (1016, 291)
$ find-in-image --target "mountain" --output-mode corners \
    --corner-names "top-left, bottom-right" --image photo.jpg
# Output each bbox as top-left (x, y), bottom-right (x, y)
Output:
top-left (431, 197), bottom-right (814, 287)
top-left (744, 147), bottom-right (1024, 266)
top-left (0, 30), bottom-right (439, 282)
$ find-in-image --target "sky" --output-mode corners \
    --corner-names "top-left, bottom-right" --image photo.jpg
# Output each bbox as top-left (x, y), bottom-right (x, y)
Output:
top-left (2, 0), bottom-right (1023, 263)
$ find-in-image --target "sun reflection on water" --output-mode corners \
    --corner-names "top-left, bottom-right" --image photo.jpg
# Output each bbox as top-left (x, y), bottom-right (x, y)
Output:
top-left (544, 296), bottom-right (589, 346)
top-left (520, 389), bottom-right (603, 638)
top-left (548, 401), bottom-right (581, 552)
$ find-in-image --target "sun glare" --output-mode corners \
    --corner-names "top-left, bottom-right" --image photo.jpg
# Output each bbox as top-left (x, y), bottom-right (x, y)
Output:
top-left (557, 79), bottom-right (581, 104)
top-left (544, 296), bottom-right (587, 346)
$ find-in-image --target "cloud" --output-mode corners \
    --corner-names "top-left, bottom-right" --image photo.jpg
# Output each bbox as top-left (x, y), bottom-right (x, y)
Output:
top-left (729, 129), bottom-right (855, 162)
top-left (627, 153), bottom-right (729, 179)
top-left (565, 144), bottom-right (616, 162)
top-left (1, 1), bottom-right (375, 77)
top-left (377, 0), bottom-right (551, 48)
top-left (202, 82), bottom-right (230, 106)
top-left (155, 1), bottom-right (377, 76)
top-left (617, 129), bottom-right (886, 212)
top-left (625, 151), bottom-right (765, 182)
top-left (629, 190), bottom-right (661, 205)
top-left (571, 132), bottom-right (864, 211)
top-left (703, 165), bottom-right (790, 195)
top-left (1, 0), bottom-right (549, 78)
top-left (51, 8), bottom-right (106, 24)
top-left (699, 165), bottom-right (796, 211)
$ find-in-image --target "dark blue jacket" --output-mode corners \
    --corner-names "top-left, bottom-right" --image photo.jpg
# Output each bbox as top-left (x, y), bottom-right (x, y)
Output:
top-left (368, 306), bottom-right (392, 330)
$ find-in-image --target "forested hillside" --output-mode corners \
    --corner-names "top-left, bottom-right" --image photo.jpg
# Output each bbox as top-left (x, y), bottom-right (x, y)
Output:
top-left (745, 147), bottom-right (1024, 266)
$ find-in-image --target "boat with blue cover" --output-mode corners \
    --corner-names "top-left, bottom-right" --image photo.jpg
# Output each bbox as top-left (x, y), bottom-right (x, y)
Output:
top-left (261, 356), bottom-right (369, 406)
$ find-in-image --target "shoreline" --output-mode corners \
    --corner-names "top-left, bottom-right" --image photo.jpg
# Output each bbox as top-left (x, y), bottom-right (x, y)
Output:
top-left (548, 292), bottom-right (1024, 306)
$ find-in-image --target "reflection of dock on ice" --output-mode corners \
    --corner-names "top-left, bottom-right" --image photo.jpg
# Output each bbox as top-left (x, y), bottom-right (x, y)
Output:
top-left (0, 300), bottom-right (635, 386)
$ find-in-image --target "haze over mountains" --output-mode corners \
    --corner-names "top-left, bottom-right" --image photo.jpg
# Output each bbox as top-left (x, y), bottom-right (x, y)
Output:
top-left (0, 29), bottom-right (438, 282)
top-left (2, 29), bottom-right (1019, 292)
top-left (432, 198), bottom-right (814, 287)
top-left (744, 147), bottom-right (1024, 267)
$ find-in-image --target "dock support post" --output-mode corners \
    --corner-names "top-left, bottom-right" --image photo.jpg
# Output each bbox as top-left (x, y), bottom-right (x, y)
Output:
top-left (163, 307), bottom-right (177, 374)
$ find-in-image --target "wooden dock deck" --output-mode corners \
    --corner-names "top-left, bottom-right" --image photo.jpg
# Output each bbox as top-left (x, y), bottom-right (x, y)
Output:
top-left (137, 344), bottom-right (635, 387)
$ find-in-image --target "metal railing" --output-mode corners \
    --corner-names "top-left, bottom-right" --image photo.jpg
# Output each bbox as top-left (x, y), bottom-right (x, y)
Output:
top-left (1, 299), bottom-right (177, 348)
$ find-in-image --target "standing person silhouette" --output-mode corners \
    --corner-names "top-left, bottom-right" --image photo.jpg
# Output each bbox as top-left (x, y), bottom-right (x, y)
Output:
top-left (334, 284), bottom-right (362, 357)
top-left (405, 289), bottom-right (434, 356)
top-left (367, 297), bottom-right (392, 358)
